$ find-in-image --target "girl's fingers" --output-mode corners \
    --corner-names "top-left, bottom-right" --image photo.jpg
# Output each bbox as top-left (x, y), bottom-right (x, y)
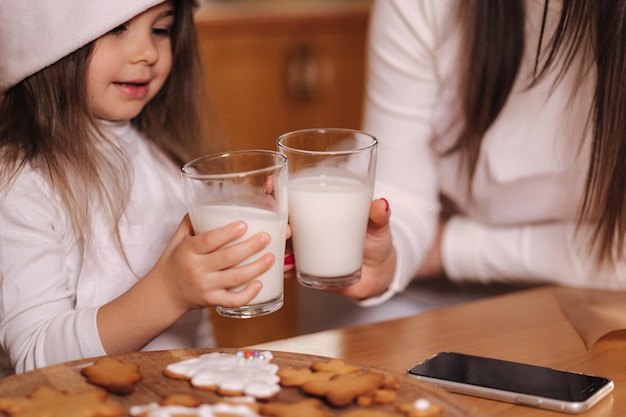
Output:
top-left (211, 280), bottom-right (264, 308)
top-left (191, 221), bottom-right (248, 253)
top-left (196, 232), bottom-right (272, 272)
top-left (192, 252), bottom-right (274, 294)
top-left (169, 216), bottom-right (280, 308)
top-left (168, 214), bottom-right (195, 249)
top-left (218, 253), bottom-right (275, 290)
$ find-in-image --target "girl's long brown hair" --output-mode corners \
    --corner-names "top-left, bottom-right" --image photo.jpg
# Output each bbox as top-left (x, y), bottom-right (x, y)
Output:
top-left (452, 0), bottom-right (626, 267)
top-left (0, 0), bottom-right (212, 254)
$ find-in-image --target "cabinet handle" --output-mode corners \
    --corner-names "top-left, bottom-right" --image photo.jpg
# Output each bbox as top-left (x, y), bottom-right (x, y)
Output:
top-left (286, 45), bottom-right (331, 103)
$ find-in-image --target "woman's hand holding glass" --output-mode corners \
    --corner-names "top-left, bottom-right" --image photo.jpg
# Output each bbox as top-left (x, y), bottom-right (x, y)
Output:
top-left (331, 198), bottom-right (396, 300)
top-left (283, 198), bottom-right (396, 300)
top-left (266, 197), bottom-right (392, 301)
top-left (283, 197), bottom-right (445, 301)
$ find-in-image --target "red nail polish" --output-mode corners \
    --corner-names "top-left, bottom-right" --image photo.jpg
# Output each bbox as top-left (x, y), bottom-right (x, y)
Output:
top-left (284, 254), bottom-right (295, 265)
top-left (380, 198), bottom-right (390, 212)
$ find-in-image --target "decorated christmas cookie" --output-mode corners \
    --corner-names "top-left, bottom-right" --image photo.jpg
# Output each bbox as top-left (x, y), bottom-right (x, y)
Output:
top-left (163, 350), bottom-right (280, 400)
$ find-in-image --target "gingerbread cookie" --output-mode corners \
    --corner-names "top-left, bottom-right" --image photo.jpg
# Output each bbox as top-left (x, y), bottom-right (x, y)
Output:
top-left (131, 392), bottom-right (260, 416)
top-left (260, 398), bottom-right (332, 417)
top-left (397, 398), bottom-right (443, 417)
top-left (382, 373), bottom-right (401, 390)
top-left (0, 386), bottom-right (125, 417)
top-left (357, 373), bottom-right (400, 405)
top-left (310, 359), bottom-right (360, 376)
top-left (302, 371), bottom-right (386, 407)
top-left (277, 358), bottom-right (402, 408)
top-left (158, 393), bottom-right (203, 407)
top-left (341, 411), bottom-right (397, 417)
top-left (277, 367), bottom-right (333, 387)
top-left (81, 357), bottom-right (142, 395)
top-left (356, 388), bottom-right (397, 406)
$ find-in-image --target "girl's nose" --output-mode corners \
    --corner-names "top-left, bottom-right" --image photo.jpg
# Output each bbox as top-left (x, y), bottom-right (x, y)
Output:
top-left (128, 33), bottom-right (159, 65)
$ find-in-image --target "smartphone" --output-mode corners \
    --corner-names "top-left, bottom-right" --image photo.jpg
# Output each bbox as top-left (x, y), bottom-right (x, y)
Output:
top-left (407, 352), bottom-right (613, 414)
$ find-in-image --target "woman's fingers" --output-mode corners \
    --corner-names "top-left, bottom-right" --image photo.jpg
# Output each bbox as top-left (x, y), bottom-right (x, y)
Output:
top-left (369, 197), bottom-right (391, 230)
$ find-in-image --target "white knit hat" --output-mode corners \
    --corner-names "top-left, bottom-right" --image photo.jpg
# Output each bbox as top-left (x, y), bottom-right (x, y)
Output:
top-left (0, 0), bottom-right (201, 93)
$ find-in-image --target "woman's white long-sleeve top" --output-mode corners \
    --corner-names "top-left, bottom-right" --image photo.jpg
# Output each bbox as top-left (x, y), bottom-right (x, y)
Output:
top-left (0, 122), bottom-right (213, 376)
top-left (362, 0), bottom-right (626, 305)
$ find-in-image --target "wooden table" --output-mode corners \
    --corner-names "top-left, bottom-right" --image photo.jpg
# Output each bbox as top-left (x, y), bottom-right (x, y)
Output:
top-left (0, 286), bottom-right (621, 416)
top-left (0, 348), bottom-right (473, 416)
top-left (251, 286), bottom-right (624, 416)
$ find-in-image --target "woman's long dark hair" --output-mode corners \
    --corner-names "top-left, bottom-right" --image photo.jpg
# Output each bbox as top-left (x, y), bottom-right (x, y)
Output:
top-left (453, 0), bottom-right (626, 267)
top-left (0, 0), bottom-right (211, 254)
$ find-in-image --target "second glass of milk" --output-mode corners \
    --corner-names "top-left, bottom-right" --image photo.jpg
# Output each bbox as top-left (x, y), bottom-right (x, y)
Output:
top-left (181, 150), bottom-right (288, 318)
top-left (277, 128), bottom-right (377, 289)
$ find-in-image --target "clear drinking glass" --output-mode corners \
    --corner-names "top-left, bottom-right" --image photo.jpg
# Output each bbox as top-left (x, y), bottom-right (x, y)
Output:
top-left (181, 150), bottom-right (288, 318)
top-left (277, 128), bottom-right (377, 289)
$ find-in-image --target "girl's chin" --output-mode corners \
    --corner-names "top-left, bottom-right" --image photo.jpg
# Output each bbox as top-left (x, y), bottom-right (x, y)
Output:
top-left (92, 108), bottom-right (144, 122)
top-left (95, 117), bottom-right (133, 123)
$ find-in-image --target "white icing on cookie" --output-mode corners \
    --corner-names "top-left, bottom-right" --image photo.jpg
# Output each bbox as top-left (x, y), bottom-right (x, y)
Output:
top-left (130, 402), bottom-right (261, 417)
top-left (414, 398), bottom-right (433, 410)
top-left (165, 351), bottom-right (280, 398)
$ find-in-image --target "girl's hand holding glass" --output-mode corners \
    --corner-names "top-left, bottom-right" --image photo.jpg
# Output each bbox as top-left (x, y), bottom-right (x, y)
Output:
top-left (153, 215), bottom-right (274, 312)
top-left (97, 213), bottom-right (275, 356)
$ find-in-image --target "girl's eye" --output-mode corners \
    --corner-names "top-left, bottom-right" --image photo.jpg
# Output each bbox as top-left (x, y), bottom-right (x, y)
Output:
top-left (109, 24), bottom-right (127, 35)
top-left (152, 27), bottom-right (172, 37)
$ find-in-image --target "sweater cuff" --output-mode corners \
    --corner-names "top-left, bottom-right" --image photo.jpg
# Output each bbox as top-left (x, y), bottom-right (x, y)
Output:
top-left (78, 307), bottom-right (107, 359)
top-left (356, 241), bottom-right (412, 307)
top-left (357, 285), bottom-right (398, 307)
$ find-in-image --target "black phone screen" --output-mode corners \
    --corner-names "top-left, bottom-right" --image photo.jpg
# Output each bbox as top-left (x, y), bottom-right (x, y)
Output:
top-left (407, 352), bottom-right (611, 403)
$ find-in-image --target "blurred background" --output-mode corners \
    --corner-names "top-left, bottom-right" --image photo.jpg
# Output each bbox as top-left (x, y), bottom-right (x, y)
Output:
top-left (195, 0), bottom-right (371, 152)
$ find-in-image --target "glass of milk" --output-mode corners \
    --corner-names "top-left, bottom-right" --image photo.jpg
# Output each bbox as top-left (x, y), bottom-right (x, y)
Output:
top-left (277, 128), bottom-right (377, 289)
top-left (181, 150), bottom-right (288, 318)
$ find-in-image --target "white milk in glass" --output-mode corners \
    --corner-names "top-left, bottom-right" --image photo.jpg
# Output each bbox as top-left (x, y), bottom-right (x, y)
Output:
top-left (288, 175), bottom-right (371, 277)
top-left (189, 205), bottom-right (285, 304)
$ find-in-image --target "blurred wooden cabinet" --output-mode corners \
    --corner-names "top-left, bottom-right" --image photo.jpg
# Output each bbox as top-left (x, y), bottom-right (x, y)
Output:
top-left (195, 0), bottom-right (371, 151)
top-left (193, 0), bottom-right (372, 348)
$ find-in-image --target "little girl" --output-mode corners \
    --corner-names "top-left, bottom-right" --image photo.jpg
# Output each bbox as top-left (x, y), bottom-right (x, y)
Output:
top-left (0, 0), bottom-right (275, 376)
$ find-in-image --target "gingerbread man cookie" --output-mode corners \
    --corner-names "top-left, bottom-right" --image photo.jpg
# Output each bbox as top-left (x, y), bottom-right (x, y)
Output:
top-left (260, 398), bottom-right (332, 417)
top-left (81, 357), bottom-right (142, 395)
top-left (302, 371), bottom-right (386, 407)
top-left (310, 359), bottom-right (360, 376)
top-left (277, 367), bottom-right (333, 387)
top-left (0, 386), bottom-right (125, 417)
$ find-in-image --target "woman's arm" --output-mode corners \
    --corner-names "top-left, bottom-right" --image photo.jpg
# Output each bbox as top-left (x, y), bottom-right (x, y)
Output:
top-left (441, 216), bottom-right (626, 290)
top-left (348, 0), bottom-right (455, 303)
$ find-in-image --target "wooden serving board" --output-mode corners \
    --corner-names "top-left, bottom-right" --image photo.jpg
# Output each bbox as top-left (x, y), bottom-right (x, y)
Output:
top-left (0, 348), bottom-right (476, 416)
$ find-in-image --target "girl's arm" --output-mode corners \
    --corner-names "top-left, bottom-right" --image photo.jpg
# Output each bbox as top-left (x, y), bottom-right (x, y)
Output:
top-left (0, 171), bottom-right (103, 373)
top-left (96, 215), bottom-right (271, 355)
top-left (0, 169), bottom-right (273, 372)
